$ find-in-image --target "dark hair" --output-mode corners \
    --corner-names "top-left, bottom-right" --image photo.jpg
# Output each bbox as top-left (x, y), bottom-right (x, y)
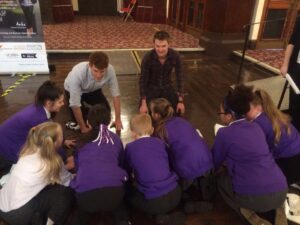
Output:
top-left (87, 104), bottom-right (111, 129)
top-left (35, 81), bottom-right (63, 106)
top-left (224, 84), bottom-right (254, 118)
top-left (89, 52), bottom-right (109, 70)
top-left (153, 30), bottom-right (170, 42)
top-left (76, 104), bottom-right (111, 148)
top-left (150, 98), bottom-right (174, 142)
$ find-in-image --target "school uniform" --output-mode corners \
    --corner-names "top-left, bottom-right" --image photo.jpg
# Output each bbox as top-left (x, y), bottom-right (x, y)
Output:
top-left (212, 119), bottom-right (288, 213)
top-left (164, 117), bottom-right (213, 180)
top-left (125, 136), bottom-right (180, 215)
top-left (0, 104), bottom-right (48, 164)
top-left (70, 129), bottom-right (128, 224)
top-left (0, 104), bottom-right (67, 171)
top-left (0, 152), bottom-right (74, 225)
top-left (253, 112), bottom-right (300, 184)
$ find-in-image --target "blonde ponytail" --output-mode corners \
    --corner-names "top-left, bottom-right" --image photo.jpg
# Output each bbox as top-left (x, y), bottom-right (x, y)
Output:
top-left (20, 121), bottom-right (63, 184)
top-left (254, 90), bottom-right (291, 144)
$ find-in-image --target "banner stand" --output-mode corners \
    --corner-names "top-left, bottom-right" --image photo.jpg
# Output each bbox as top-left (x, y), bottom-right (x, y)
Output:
top-left (0, 0), bottom-right (49, 75)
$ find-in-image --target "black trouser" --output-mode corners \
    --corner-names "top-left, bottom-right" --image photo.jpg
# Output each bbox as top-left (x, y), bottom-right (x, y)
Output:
top-left (179, 170), bottom-right (216, 202)
top-left (128, 185), bottom-right (181, 215)
top-left (289, 66), bottom-right (300, 132)
top-left (217, 171), bottom-right (287, 215)
top-left (276, 153), bottom-right (300, 185)
top-left (0, 185), bottom-right (74, 225)
top-left (145, 85), bottom-right (178, 113)
top-left (73, 186), bottom-right (127, 225)
top-left (65, 89), bottom-right (111, 122)
top-left (21, 6), bottom-right (34, 29)
top-left (0, 155), bottom-right (13, 178)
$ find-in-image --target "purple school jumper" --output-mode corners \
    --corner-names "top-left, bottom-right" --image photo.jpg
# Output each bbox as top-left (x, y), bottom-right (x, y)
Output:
top-left (70, 131), bottom-right (128, 193)
top-left (125, 137), bottom-right (178, 199)
top-left (212, 119), bottom-right (287, 195)
top-left (254, 112), bottom-right (300, 159)
top-left (164, 117), bottom-right (213, 180)
top-left (0, 104), bottom-right (48, 162)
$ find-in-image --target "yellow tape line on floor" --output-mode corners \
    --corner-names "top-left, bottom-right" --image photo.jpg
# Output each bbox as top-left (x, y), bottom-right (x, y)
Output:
top-left (1, 74), bottom-right (34, 97)
top-left (131, 50), bottom-right (141, 72)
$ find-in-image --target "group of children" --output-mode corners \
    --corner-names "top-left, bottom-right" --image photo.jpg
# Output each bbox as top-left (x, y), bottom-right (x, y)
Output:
top-left (0, 80), bottom-right (300, 225)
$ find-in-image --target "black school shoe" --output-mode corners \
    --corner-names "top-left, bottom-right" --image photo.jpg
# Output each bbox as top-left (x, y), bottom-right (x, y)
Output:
top-left (155, 211), bottom-right (186, 225)
top-left (183, 201), bottom-right (213, 214)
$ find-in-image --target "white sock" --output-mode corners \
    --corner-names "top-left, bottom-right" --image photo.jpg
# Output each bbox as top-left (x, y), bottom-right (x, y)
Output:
top-left (46, 218), bottom-right (54, 225)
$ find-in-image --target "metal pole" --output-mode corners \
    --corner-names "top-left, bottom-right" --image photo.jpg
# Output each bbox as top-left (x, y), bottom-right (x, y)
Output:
top-left (277, 80), bottom-right (288, 109)
top-left (237, 24), bottom-right (250, 84)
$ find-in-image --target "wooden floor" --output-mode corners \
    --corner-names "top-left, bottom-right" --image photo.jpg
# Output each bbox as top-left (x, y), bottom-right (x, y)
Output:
top-left (0, 52), bottom-right (275, 225)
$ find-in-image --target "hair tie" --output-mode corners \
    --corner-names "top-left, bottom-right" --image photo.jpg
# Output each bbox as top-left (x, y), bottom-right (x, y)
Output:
top-left (92, 124), bottom-right (114, 147)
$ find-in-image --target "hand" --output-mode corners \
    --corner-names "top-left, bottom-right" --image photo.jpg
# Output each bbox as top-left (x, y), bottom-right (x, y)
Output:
top-left (176, 102), bottom-right (185, 115)
top-left (64, 139), bottom-right (76, 149)
top-left (64, 156), bottom-right (75, 171)
top-left (280, 64), bottom-right (288, 77)
top-left (111, 119), bottom-right (123, 131)
top-left (80, 123), bottom-right (92, 133)
top-left (139, 100), bottom-right (148, 114)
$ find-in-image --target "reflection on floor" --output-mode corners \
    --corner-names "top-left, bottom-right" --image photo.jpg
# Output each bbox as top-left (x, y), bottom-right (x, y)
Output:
top-left (0, 51), bottom-right (275, 225)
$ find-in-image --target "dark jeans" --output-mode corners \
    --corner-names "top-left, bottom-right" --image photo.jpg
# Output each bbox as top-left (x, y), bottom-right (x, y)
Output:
top-left (128, 185), bottom-right (181, 215)
top-left (65, 89), bottom-right (111, 122)
top-left (276, 152), bottom-right (300, 185)
top-left (0, 185), bottom-right (74, 225)
top-left (145, 85), bottom-right (178, 113)
top-left (217, 171), bottom-right (287, 215)
top-left (73, 186), bottom-right (127, 225)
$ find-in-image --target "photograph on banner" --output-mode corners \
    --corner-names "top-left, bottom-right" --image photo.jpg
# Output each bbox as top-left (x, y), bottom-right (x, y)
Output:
top-left (0, 0), bottom-right (43, 42)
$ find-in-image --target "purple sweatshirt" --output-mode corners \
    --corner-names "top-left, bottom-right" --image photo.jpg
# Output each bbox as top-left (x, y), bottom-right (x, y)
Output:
top-left (164, 117), bottom-right (213, 180)
top-left (0, 104), bottom-right (48, 162)
top-left (212, 119), bottom-right (287, 195)
top-left (254, 112), bottom-right (300, 159)
top-left (70, 131), bottom-right (128, 193)
top-left (125, 137), bottom-right (178, 199)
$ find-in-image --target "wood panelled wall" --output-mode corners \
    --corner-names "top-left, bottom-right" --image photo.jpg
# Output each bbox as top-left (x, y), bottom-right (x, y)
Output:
top-left (39, 0), bottom-right (54, 24)
top-left (77, 0), bottom-right (117, 15)
top-left (204, 0), bottom-right (255, 33)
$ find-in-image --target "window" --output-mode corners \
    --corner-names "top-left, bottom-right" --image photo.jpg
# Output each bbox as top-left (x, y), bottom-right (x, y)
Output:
top-left (262, 9), bottom-right (287, 39)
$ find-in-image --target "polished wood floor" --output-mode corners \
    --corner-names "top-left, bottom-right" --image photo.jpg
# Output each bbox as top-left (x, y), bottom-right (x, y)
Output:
top-left (0, 52), bottom-right (275, 225)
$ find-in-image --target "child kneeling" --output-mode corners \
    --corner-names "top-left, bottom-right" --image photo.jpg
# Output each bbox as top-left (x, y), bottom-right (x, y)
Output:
top-left (125, 114), bottom-right (185, 225)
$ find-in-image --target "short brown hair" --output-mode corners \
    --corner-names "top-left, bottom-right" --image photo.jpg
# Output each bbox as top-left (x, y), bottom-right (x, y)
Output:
top-left (153, 30), bottom-right (170, 43)
top-left (89, 52), bottom-right (109, 69)
top-left (130, 114), bottom-right (153, 136)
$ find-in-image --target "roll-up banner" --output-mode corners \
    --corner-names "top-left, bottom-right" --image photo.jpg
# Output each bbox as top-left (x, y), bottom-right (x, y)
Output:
top-left (0, 0), bottom-right (49, 74)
